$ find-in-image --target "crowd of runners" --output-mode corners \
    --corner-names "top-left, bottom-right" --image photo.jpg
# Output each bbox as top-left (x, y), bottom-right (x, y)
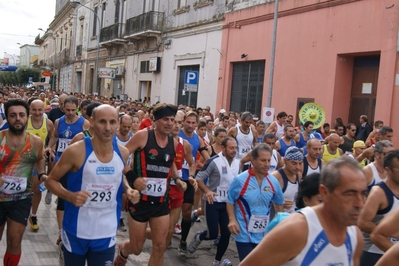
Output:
top-left (0, 87), bottom-right (397, 266)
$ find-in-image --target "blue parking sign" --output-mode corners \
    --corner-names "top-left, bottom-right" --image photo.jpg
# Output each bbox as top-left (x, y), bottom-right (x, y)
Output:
top-left (184, 71), bottom-right (198, 92)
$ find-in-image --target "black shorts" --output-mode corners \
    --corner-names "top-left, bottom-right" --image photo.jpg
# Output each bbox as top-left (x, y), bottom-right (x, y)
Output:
top-left (128, 201), bottom-right (169, 223)
top-left (183, 180), bottom-right (195, 204)
top-left (0, 197), bottom-right (32, 226)
top-left (57, 175), bottom-right (68, 211)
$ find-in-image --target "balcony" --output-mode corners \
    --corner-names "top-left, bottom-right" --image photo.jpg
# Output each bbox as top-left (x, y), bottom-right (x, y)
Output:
top-left (35, 34), bottom-right (44, 45)
top-left (58, 48), bottom-right (71, 65)
top-left (76, 45), bottom-right (82, 57)
top-left (100, 23), bottom-right (126, 46)
top-left (125, 11), bottom-right (164, 40)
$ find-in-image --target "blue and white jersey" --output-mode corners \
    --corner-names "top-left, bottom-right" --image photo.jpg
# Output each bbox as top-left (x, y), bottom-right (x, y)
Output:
top-left (179, 130), bottom-right (200, 180)
top-left (63, 137), bottom-right (124, 240)
top-left (283, 207), bottom-right (358, 266)
top-left (0, 104), bottom-right (8, 130)
top-left (227, 169), bottom-right (284, 244)
top-left (55, 115), bottom-right (85, 162)
top-left (235, 125), bottom-right (254, 162)
top-left (115, 132), bottom-right (133, 165)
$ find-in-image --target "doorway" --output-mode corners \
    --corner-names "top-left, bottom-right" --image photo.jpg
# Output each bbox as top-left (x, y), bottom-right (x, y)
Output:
top-left (348, 56), bottom-right (380, 124)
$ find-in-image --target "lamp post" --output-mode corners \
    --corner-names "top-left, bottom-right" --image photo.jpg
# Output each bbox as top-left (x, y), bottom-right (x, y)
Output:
top-left (16, 43), bottom-right (31, 67)
top-left (4, 52), bottom-right (17, 66)
top-left (70, 0), bottom-right (101, 95)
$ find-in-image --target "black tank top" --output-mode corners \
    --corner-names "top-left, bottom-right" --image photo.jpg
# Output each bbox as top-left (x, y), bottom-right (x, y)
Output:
top-left (210, 145), bottom-right (218, 157)
top-left (133, 129), bottom-right (175, 202)
top-left (339, 136), bottom-right (354, 153)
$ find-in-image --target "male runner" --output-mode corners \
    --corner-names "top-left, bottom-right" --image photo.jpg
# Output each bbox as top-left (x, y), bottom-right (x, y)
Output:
top-left (178, 110), bottom-right (209, 255)
top-left (240, 157), bottom-right (366, 266)
top-left (0, 99), bottom-right (46, 266)
top-left (358, 149), bottom-right (399, 265)
top-left (188, 137), bottom-right (239, 266)
top-left (26, 99), bottom-right (54, 231)
top-left (46, 105), bottom-right (139, 266)
top-left (115, 103), bottom-right (187, 266)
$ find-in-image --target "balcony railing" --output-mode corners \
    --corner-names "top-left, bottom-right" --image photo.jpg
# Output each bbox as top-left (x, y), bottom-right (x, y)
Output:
top-left (76, 45), bottom-right (82, 57)
top-left (100, 23), bottom-right (125, 43)
top-left (125, 11), bottom-right (164, 37)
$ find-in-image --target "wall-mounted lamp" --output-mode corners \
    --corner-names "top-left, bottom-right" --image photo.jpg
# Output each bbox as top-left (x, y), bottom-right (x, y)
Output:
top-left (241, 54), bottom-right (248, 59)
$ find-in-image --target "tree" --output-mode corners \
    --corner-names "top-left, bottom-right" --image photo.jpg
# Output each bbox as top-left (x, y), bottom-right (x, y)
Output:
top-left (0, 71), bottom-right (17, 86)
top-left (15, 67), bottom-right (41, 85)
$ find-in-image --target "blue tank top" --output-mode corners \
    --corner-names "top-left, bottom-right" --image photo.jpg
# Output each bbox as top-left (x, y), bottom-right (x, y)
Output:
top-left (63, 137), bottom-right (124, 240)
top-left (296, 133), bottom-right (307, 149)
top-left (278, 139), bottom-right (296, 157)
top-left (55, 116), bottom-right (85, 161)
top-left (179, 130), bottom-right (200, 180)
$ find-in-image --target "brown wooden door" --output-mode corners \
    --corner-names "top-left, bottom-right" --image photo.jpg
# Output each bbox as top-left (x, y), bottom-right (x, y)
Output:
top-left (348, 56), bottom-right (379, 124)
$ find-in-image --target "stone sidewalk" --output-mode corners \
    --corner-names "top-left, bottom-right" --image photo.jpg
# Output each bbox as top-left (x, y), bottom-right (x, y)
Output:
top-left (0, 193), bottom-right (240, 265)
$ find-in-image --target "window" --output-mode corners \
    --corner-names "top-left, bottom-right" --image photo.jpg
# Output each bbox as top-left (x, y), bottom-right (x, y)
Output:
top-left (65, 33), bottom-right (68, 47)
top-left (92, 6), bottom-right (98, 36)
top-left (101, 3), bottom-right (106, 28)
top-left (114, 0), bottom-right (120, 23)
top-left (140, 61), bottom-right (152, 73)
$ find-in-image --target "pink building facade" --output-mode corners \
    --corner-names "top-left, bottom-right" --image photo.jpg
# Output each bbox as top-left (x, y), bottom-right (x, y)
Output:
top-left (217, 0), bottom-right (399, 144)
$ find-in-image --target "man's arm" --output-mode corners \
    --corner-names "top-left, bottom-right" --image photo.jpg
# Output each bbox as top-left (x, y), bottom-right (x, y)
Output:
top-left (183, 140), bottom-right (197, 190)
top-left (70, 132), bottom-right (85, 145)
top-left (124, 131), bottom-right (148, 190)
top-left (45, 142), bottom-right (90, 207)
top-left (119, 145), bottom-right (140, 205)
top-left (357, 186), bottom-right (385, 234)
top-left (198, 136), bottom-right (210, 161)
top-left (353, 226), bottom-right (364, 266)
top-left (265, 122), bottom-right (276, 134)
top-left (32, 136), bottom-right (46, 178)
top-left (46, 119), bottom-right (59, 155)
top-left (226, 202), bottom-right (240, 235)
top-left (371, 208), bottom-right (399, 252)
top-left (239, 213), bottom-right (307, 266)
top-left (227, 127), bottom-right (237, 138)
top-left (82, 119), bottom-right (90, 131)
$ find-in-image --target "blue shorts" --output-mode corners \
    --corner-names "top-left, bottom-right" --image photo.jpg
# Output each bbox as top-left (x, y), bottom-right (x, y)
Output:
top-left (61, 229), bottom-right (116, 256)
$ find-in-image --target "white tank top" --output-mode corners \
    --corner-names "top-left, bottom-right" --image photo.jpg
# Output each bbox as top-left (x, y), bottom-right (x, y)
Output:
top-left (268, 149), bottom-right (278, 173)
top-left (283, 207), bottom-right (358, 266)
top-left (115, 132), bottom-right (133, 165)
top-left (275, 121), bottom-right (285, 139)
top-left (369, 162), bottom-right (386, 186)
top-left (235, 125), bottom-right (254, 160)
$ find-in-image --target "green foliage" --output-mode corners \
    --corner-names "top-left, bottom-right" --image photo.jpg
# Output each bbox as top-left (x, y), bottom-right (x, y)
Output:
top-left (0, 71), bottom-right (18, 86)
top-left (15, 67), bottom-right (41, 85)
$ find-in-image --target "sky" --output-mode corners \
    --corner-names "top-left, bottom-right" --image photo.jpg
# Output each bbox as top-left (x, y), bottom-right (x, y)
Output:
top-left (0, 0), bottom-right (56, 64)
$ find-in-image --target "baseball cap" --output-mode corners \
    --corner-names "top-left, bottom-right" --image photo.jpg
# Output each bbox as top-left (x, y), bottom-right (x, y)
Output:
top-left (219, 109), bottom-right (226, 115)
top-left (353, 140), bottom-right (366, 148)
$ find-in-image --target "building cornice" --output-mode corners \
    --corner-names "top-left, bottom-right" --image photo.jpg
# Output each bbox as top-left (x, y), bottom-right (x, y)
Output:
top-left (224, 0), bottom-right (361, 29)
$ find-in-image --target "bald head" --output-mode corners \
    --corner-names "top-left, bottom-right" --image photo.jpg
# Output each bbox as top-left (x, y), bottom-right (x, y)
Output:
top-left (92, 104), bottom-right (118, 120)
top-left (329, 133), bottom-right (340, 142)
top-left (120, 114), bottom-right (133, 124)
top-left (30, 99), bottom-right (44, 109)
top-left (307, 138), bottom-right (322, 148)
top-left (176, 110), bottom-right (185, 120)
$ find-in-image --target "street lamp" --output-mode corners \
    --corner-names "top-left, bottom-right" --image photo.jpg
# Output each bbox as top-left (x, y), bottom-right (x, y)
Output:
top-left (17, 43), bottom-right (31, 67)
top-left (4, 52), bottom-right (17, 66)
top-left (70, 0), bottom-right (101, 95)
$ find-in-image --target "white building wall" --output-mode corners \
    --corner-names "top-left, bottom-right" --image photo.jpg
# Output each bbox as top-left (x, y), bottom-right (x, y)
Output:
top-left (160, 27), bottom-right (222, 109)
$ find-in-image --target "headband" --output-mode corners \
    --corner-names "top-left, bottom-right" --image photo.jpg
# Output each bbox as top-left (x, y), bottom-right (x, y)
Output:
top-left (153, 106), bottom-right (177, 121)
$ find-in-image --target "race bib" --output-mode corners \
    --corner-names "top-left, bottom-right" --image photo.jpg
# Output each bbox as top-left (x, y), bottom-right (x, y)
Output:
top-left (0, 176), bottom-right (27, 194)
top-left (248, 215), bottom-right (269, 233)
top-left (141, 178), bottom-right (167, 197)
top-left (216, 186), bottom-right (228, 202)
top-left (57, 138), bottom-right (71, 153)
top-left (86, 183), bottom-right (116, 208)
